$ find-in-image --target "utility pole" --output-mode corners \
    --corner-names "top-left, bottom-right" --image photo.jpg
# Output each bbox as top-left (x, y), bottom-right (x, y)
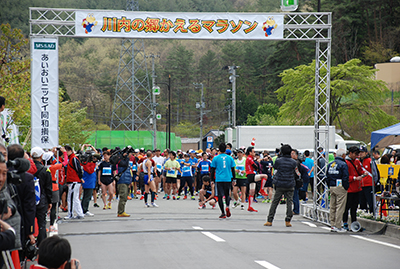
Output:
top-left (146, 54), bottom-right (160, 149)
top-left (194, 83), bottom-right (205, 150)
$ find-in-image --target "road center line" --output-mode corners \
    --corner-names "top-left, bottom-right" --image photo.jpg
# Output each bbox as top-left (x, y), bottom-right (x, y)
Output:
top-left (192, 226), bottom-right (203, 230)
top-left (350, 235), bottom-right (400, 250)
top-left (201, 232), bottom-right (225, 242)
top-left (302, 221), bottom-right (317, 228)
top-left (255, 260), bottom-right (281, 269)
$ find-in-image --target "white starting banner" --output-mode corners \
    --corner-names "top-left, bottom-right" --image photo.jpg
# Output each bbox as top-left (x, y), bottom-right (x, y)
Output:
top-left (31, 37), bottom-right (59, 149)
top-left (75, 11), bottom-right (284, 40)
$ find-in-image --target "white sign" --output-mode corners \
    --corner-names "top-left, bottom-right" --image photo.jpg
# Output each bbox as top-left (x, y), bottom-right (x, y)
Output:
top-left (75, 11), bottom-right (284, 40)
top-left (31, 37), bottom-right (59, 149)
top-left (207, 136), bottom-right (213, 142)
top-left (156, 114), bottom-right (162, 120)
top-left (153, 86), bottom-right (160, 95)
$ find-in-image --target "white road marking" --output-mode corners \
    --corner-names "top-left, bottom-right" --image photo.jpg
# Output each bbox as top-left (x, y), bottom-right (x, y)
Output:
top-left (350, 235), bottom-right (400, 250)
top-left (192, 226), bottom-right (203, 230)
top-left (320, 227), bottom-right (331, 231)
top-left (302, 221), bottom-right (317, 228)
top-left (201, 232), bottom-right (225, 242)
top-left (255, 260), bottom-right (281, 269)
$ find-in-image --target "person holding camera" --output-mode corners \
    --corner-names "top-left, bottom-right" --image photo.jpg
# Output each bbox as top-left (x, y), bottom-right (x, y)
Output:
top-left (29, 235), bottom-right (82, 269)
top-left (7, 144), bottom-right (37, 251)
top-left (31, 147), bottom-right (53, 246)
top-left (80, 144), bottom-right (99, 217)
top-left (64, 145), bottom-right (85, 220)
top-left (115, 151), bottom-right (133, 217)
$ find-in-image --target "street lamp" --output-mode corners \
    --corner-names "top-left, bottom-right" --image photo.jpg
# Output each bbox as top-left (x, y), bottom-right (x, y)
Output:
top-left (155, 75), bottom-right (171, 149)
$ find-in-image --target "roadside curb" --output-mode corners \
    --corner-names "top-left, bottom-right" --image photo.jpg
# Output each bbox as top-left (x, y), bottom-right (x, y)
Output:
top-left (358, 218), bottom-right (400, 240)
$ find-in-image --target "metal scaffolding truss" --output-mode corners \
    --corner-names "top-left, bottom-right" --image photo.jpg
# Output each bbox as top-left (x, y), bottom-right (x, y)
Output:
top-left (29, 8), bottom-right (332, 224)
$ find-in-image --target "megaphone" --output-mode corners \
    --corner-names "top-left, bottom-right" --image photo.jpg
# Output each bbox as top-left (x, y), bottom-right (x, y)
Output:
top-left (350, 221), bottom-right (362, 232)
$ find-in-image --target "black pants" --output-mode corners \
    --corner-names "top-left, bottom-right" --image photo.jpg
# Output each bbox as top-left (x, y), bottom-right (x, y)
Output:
top-left (359, 186), bottom-right (374, 213)
top-left (178, 176), bottom-right (194, 196)
top-left (343, 192), bottom-right (359, 223)
top-left (36, 200), bottom-right (48, 247)
top-left (216, 182), bottom-right (231, 214)
top-left (81, 188), bottom-right (93, 213)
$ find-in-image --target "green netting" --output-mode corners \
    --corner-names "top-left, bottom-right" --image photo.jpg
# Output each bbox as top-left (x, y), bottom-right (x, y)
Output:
top-left (88, 131), bottom-right (181, 150)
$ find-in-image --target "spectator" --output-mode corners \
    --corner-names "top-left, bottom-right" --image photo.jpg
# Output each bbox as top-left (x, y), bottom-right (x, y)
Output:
top-left (7, 144), bottom-right (36, 247)
top-left (29, 235), bottom-right (81, 269)
top-left (359, 146), bottom-right (374, 213)
top-left (64, 145), bottom-right (85, 220)
top-left (115, 151), bottom-right (133, 217)
top-left (343, 146), bottom-right (365, 230)
top-left (264, 144), bottom-right (297, 227)
top-left (0, 219), bottom-right (15, 251)
top-left (372, 150), bottom-right (381, 164)
top-left (326, 148), bottom-right (349, 232)
top-left (80, 144), bottom-right (99, 217)
top-left (31, 147), bottom-right (53, 246)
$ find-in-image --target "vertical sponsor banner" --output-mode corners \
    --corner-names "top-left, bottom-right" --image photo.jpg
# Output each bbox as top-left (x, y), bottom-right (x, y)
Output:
top-left (31, 37), bottom-right (59, 148)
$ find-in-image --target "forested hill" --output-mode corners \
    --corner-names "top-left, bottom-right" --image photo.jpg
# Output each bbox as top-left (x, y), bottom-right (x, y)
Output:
top-left (1, 0), bottom-right (400, 141)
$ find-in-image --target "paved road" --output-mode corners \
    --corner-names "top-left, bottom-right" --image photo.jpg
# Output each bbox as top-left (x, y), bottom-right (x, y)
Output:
top-left (58, 196), bottom-right (400, 269)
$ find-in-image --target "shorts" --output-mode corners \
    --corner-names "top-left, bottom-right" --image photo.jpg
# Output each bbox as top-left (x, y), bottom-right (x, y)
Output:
top-left (166, 177), bottom-right (177, 184)
top-left (265, 178), bottom-right (273, 188)
top-left (235, 178), bottom-right (248, 187)
top-left (100, 177), bottom-right (113, 186)
top-left (247, 174), bottom-right (256, 184)
top-left (155, 170), bottom-right (162, 177)
top-left (205, 192), bottom-right (217, 201)
top-left (144, 174), bottom-right (153, 185)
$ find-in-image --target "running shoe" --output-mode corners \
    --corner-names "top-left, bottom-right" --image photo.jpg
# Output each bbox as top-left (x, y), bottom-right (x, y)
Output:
top-left (173, 196), bottom-right (176, 200)
top-left (259, 189), bottom-right (268, 197)
top-left (145, 203), bottom-right (150, 207)
top-left (337, 228), bottom-right (347, 233)
top-left (130, 193), bottom-right (134, 199)
top-left (176, 196), bottom-right (181, 200)
top-left (219, 214), bottom-right (226, 219)
top-left (198, 204), bottom-right (206, 209)
top-left (85, 211), bottom-right (94, 217)
top-left (49, 225), bottom-right (58, 232)
top-left (212, 205), bottom-right (216, 209)
top-left (331, 227), bottom-right (338, 232)
top-left (63, 216), bottom-right (74, 220)
top-left (191, 196), bottom-right (195, 200)
top-left (117, 212), bottom-right (130, 217)
top-left (127, 196), bottom-right (132, 200)
top-left (248, 207), bottom-right (258, 212)
top-left (151, 202), bottom-right (159, 207)
top-left (163, 195), bottom-right (167, 199)
top-left (266, 199), bottom-right (271, 203)
top-left (241, 204), bottom-right (244, 210)
top-left (226, 208), bottom-right (231, 218)
top-left (233, 201), bottom-right (239, 208)
top-left (257, 195), bottom-right (263, 199)
top-left (183, 195), bottom-right (187, 200)
top-left (103, 205), bottom-right (107, 210)
top-left (167, 196), bottom-right (170, 200)
top-left (107, 203), bottom-right (112, 209)
top-left (140, 195), bottom-right (144, 200)
top-left (93, 203), bottom-right (100, 208)
top-left (343, 223), bottom-right (349, 231)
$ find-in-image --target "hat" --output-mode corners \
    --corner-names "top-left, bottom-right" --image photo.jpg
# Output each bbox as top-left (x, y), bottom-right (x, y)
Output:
top-left (135, 149), bottom-right (139, 153)
top-left (348, 146), bottom-right (360, 153)
top-left (226, 149), bottom-right (232, 155)
top-left (42, 152), bottom-right (53, 162)
top-left (198, 149), bottom-right (203, 153)
top-left (93, 154), bottom-right (101, 160)
top-left (190, 150), bottom-right (196, 154)
top-left (31, 147), bottom-right (44, 158)
top-left (359, 146), bottom-right (368, 152)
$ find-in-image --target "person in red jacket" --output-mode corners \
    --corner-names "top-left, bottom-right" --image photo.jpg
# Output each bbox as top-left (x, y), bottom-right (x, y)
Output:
top-left (64, 145), bottom-right (85, 220)
top-left (359, 146), bottom-right (374, 213)
top-left (343, 146), bottom-right (367, 230)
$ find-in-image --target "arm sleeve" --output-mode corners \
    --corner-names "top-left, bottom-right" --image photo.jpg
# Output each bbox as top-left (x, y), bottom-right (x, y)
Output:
top-left (0, 230), bottom-right (16, 251)
top-left (62, 152), bottom-right (69, 166)
top-left (73, 157), bottom-right (83, 179)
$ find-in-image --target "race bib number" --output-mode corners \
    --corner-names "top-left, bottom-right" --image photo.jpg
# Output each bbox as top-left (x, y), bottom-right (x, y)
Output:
top-left (182, 166), bottom-right (190, 173)
top-left (157, 164), bottom-right (162, 171)
top-left (167, 169), bottom-right (175, 175)
top-left (129, 161), bottom-right (133, 167)
top-left (201, 165), bottom-right (209, 172)
top-left (103, 167), bottom-right (112, 176)
top-left (131, 165), bottom-right (137, 172)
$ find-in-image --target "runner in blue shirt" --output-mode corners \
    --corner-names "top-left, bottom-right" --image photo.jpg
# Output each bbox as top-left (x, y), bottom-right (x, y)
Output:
top-left (178, 154), bottom-right (195, 199)
top-left (196, 152), bottom-right (211, 192)
top-left (211, 143), bottom-right (236, 219)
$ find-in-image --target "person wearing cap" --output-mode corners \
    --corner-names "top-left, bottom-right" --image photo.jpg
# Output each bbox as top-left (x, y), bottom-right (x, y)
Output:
top-left (31, 146), bottom-right (53, 246)
top-left (326, 148), bottom-right (349, 232)
top-left (232, 149), bottom-right (247, 210)
top-left (152, 149), bottom-right (165, 193)
top-left (342, 146), bottom-right (366, 230)
top-left (359, 146), bottom-right (374, 214)
top-left (64, 145), bottom-right (85, 220)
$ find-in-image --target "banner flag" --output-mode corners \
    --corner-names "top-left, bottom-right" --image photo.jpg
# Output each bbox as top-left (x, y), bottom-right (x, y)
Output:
top-left (31, 37), bottom-right (59, 149)
top-left (75, 11), bottom-right (284, 40)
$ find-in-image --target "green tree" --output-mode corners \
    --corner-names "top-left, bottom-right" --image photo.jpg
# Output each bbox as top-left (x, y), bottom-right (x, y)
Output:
top-left (276, 58), bottom-right (397, 137)
top-left (246, 103), bottom-right (279, 125)
top-left (0, 24), bottom-right (30, 142)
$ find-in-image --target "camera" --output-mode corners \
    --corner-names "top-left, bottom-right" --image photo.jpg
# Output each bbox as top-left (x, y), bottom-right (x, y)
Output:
top-left (78, 151), bottom-right (95, 165)
top-left (65, 260), bottom-right (80, 269)
top-left (109, 146), bottom-right (135, 165)
top-left (6, 158), bottom-right (29, 185)
top-left (0, 198), bottom-right (16, 216)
